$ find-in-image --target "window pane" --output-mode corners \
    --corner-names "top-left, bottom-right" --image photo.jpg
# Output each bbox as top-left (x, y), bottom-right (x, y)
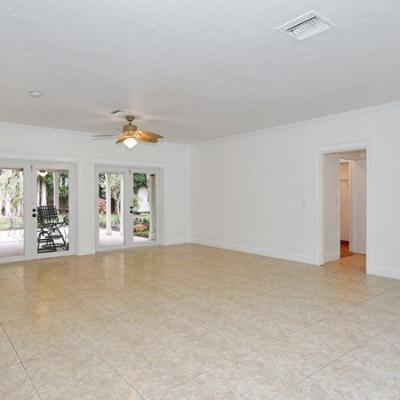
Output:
top-left (36, 169), bottom-right (69, 254)
top-left (98, 173), bottom-right (124, 247)
top-left (0, 168), bottom-right (24, 257)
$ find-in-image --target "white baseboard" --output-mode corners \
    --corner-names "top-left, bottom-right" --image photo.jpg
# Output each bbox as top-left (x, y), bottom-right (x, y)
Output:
top-left (192, 238), bottom-right (317, 265)
top-left (164, 238), bottom-right (190, 246)
top-left (351, 244), bottom-right (366, 255)
top-left (368, 265), bottom-right (400, 280)
top-left (324, 252), bottom-right (340, 263)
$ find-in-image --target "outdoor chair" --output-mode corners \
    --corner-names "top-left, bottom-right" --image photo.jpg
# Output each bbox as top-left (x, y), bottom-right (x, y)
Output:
top-left (37, 206), bottom-right (69, 253)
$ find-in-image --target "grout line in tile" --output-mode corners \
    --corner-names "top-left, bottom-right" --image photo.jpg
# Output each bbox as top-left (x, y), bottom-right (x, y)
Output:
top-left (0, 321), bottom-right (43, 400)
top-left (59, 315), bottom-right (147, 400)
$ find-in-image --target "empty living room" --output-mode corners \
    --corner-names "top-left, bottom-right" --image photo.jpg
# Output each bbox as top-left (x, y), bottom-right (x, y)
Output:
top-left (1, 1), bottom-right (400, 399)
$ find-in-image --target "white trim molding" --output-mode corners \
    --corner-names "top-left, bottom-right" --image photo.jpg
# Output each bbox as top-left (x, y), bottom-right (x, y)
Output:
top-left (368, 266), bottom-right (400, 281)
top-left (192, 238), bottom-right (317, 265)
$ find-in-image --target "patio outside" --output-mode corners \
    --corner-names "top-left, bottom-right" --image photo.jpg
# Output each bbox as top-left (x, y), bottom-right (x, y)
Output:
top-left (0, 168), bottom-right (24, 257)
top-left (98, 172), bottom-right (155, 246)
top-left (0, 168), bottom-right (70, 258)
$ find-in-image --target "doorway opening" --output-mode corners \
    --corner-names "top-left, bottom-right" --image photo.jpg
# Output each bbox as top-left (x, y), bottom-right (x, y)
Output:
top-left (96, 166), bottom-right (161, 252)
top-left (321, 149), bottom-right (367, 271)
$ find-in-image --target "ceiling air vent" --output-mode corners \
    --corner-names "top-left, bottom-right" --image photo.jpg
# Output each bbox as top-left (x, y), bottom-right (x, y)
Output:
top-left (277, 11), bottom-right (335, 41)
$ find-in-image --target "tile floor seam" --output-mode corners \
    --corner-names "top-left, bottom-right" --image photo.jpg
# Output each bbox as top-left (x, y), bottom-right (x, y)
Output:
top-left (66, 305), bottom-right (238, 399)
top-left (0, 321), bottom-right (43, 400)
top-left (354, 284), bottom-right (400, 309)
top-left (60, 316), bottom-right (148, 400)
top-left (140, 370), bottom-right (207, 400)
top-left (268, 333), bottom-right (380, 400)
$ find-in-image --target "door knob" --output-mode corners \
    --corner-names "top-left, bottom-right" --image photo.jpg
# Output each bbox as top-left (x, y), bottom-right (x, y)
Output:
top-left (32, 213), bottom-right (37, 217)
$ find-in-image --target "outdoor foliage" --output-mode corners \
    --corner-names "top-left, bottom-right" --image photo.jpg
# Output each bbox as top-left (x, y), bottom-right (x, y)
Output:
top-left (98, 173), bottom-right (148, 214)
top-left (0, 169), bottom-right (23, 221)
top-left (98, 174), bottom-right (122, 214)
top-left (37, 171), bottom-right (69, 208)
top-left (98, 213), bottom-right (121, 229)
top-left (133, 173), bottom-right (147, 194)
top-left (98, 172), bottom-right (150, 238)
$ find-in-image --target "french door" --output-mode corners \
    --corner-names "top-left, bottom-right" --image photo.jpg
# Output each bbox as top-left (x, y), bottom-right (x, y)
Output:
top-left (0, 160), bottom-right (75, 263)
top-left (96, 166), bottom-right (159, 251)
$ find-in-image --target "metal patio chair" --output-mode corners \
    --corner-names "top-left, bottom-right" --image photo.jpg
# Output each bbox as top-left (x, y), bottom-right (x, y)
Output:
top-left (37, 206), bottom-right (68, 253)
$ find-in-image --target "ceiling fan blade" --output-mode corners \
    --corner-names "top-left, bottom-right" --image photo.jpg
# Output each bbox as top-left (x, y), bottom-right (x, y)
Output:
top-left (137, 136), bottom-right (158, 143)
top-left (133, 132), bottom-right (158, 143)
top-left (91, 134), bottom-right (119, 140)
top-left (115, 134), bottom-right (128, 144)
top-left (136, 130), bottom-right (164, 139)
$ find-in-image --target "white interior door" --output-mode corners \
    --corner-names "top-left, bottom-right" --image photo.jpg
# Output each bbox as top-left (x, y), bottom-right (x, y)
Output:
top-left (340, 161), bottom-right (351, 242)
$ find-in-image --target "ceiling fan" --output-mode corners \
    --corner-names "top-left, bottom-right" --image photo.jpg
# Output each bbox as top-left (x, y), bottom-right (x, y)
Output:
top-left (91, 115), bottom-right (163, 149)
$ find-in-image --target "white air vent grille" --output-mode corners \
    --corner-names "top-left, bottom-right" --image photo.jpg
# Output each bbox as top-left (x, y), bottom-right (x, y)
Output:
top-left (277, 11), bottom-right (335, 41)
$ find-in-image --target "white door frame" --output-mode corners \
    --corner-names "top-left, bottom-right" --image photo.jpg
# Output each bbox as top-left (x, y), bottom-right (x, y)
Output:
top-left (94, 165), bottom-right (163, 252)
top-left (315, 140), bottom-right (374, 273)
top-left (0, 159), bottom-right (77, 264)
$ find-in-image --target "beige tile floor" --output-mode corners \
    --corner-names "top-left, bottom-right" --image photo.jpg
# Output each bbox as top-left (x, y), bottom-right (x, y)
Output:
top-left (0, 244), bottom-right (399, 399)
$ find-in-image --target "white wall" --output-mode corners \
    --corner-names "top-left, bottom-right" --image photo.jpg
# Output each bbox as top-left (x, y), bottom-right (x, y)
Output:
top-left (191, 101), bottom-right (400, 279)
top-left (0, 122), bottom-right (191, 255)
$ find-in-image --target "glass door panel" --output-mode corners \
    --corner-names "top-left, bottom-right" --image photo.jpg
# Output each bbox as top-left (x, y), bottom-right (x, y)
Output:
top-left (35, 169), bottom-right (70, 254)
top-left (98, 172), bottom-right (124, 247)
top-left (0, 167), bottom-right (24, 258)
top-left (132, 172), bottom-right (156, 243)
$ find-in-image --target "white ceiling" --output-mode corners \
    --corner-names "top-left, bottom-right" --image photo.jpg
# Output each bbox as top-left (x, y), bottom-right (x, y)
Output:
top-left (1, 0), bottom-right (400, 143)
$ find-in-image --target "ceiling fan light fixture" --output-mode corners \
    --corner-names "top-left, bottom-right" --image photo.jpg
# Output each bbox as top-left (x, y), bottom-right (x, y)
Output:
top-left (123, 137), bottom-right (138, 149)
top-left (95, 114), bottom-right (163, 146)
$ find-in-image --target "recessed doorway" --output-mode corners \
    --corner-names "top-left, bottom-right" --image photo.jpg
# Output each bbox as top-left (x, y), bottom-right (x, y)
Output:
top-left (317, 142), bottom-right (372, 274)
